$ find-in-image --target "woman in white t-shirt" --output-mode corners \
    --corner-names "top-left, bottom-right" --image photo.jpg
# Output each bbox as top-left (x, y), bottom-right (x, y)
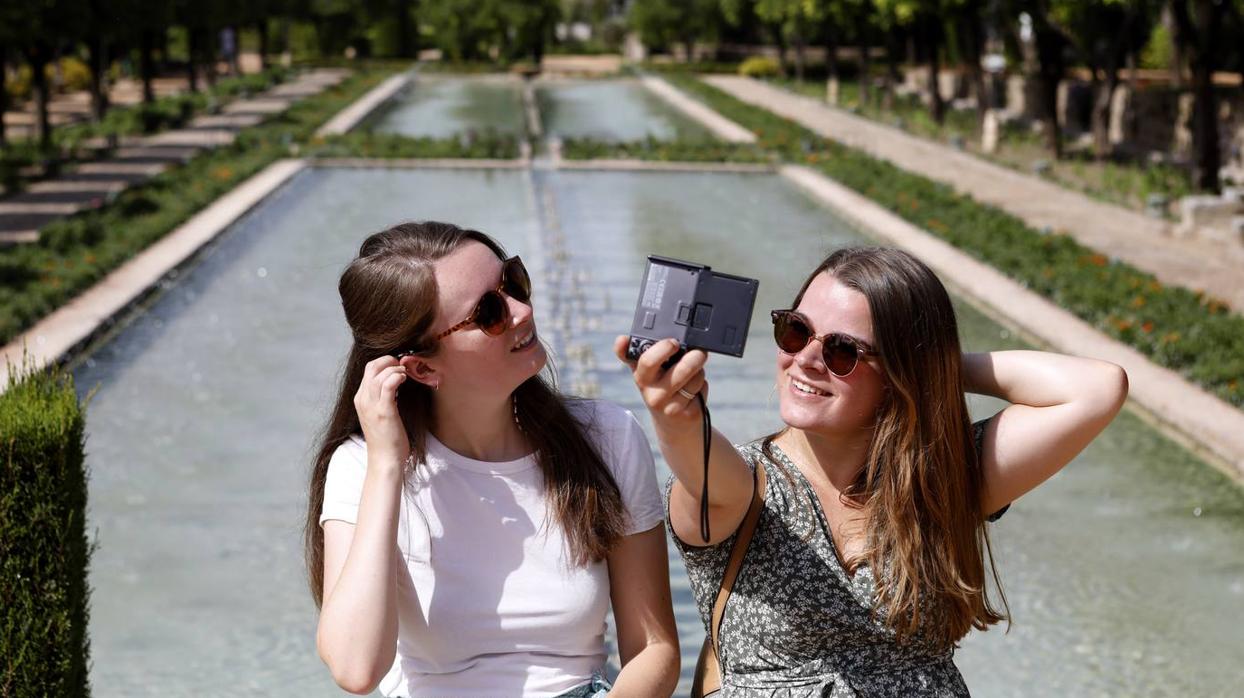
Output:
top-left (305, 221), bottom-right (679, 697)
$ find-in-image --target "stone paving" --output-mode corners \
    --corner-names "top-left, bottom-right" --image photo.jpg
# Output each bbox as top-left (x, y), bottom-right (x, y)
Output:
top-left (704, 75), bottom-right (1244, 314)
top-left (0, 69), bottom-right (349, 247)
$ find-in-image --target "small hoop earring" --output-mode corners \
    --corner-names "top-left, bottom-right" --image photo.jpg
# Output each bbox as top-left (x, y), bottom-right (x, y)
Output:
top-left (512, 395), bottom-right (524, 432)
top-left (432, 381), bottom-right (440, 392)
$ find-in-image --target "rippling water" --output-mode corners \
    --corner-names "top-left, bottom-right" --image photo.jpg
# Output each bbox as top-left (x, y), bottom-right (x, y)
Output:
top-left (76, 166), bottom-right (1243, 696)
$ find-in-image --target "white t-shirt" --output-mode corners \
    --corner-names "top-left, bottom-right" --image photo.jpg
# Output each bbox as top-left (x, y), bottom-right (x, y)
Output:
top-left (319, 399), bottom-right (664, 698)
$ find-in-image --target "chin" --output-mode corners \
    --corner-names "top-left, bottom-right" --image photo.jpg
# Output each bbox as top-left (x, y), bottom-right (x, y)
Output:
top-left (514, 343), bottom-right (548, 384)
top-left (779, 400), bottom-right (829, 432)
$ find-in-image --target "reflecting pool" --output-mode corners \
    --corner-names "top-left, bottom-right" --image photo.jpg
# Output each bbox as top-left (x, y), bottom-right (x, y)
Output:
top-left (365, 75), bottom-right (527, 138)
top-left (536, 79), bottom-right (714, 142)
top-left (77, 166), bottom-right (1244, 696)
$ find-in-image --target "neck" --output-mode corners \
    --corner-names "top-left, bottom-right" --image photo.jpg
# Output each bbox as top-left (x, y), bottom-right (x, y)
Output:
top-left (431, 391), bottom-right (528, 462)
top-left (778, 425), bottom-right (874, 491)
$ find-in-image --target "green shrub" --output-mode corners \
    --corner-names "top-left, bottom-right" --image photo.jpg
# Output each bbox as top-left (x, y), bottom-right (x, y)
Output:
top-left (310, 130), bottom-right (522, 159)
top-left (666, 74), bottom-right (1244, 408)
top-left (7, 64), bottom-right (33, 102)
top-left (0, 358), bottom-right (92, 696)
top-left (739, 56), bottom-right (781, 79)
top-left (57, 57), bottom-right (93, 92)
top-left (560, 136), bottom-right (771, 163)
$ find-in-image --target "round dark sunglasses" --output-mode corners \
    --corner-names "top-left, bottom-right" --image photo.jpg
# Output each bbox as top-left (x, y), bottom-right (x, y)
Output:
top-left (435, 256), bottom-right (532, 340)
top-left (771, 309), bottom-right (878, 377)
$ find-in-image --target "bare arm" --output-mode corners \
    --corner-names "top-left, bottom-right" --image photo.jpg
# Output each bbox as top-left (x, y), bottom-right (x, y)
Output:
top-left (316, 356), bottom-right (412, 694)
top-left (613, 336), bottom-right (754, 546)
top-left (964, 350), bottom-right (1128, 515)
top-left (606, 525), bottom-right (681, 697)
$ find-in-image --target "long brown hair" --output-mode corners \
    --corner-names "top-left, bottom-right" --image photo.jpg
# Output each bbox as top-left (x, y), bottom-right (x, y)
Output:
top-left (764, 246), bottom-right (1008, 649)
top-left (305, 221), bottom-right (626, 607)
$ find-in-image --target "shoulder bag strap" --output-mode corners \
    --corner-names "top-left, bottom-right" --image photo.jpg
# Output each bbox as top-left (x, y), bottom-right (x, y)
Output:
top-left (710, 462), bottom-right (768, 654)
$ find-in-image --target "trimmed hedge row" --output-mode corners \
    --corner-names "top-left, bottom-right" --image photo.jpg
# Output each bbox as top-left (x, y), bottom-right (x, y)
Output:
top-left (665, 74), bottom-right (1244, 408)
top-left (308, 130), bottom-right (522, 159)
top-left (560, 136), bottom-right (771, 163)
top-left (0, 359), bottom-right (91, 696)
top-left (0, 67), bottom-right (398, 346)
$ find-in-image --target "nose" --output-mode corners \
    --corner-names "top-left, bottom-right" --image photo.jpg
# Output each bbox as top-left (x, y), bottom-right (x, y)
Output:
top-left (507, 293), bottom-right (533, 328)
top-left (794, 337), bottom-right (826, 374)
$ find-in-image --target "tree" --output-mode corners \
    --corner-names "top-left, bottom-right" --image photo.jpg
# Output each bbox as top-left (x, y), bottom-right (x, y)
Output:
top-left (9, 0), bottom-right (87, 149)
top-left (629, 0), bottom-right (723, 61)
top-left (1170, 0), bottom-right (1226, 192)
top-left (1017, 0), bottom-right (1071, 159)
top-left (1051, 1), bottom-right (1157, 161)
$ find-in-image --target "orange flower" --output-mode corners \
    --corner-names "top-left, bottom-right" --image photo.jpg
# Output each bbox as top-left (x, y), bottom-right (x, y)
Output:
top-left (1130, 295), bottom-right (1147, 308)
top-left (1141, 321), bottom-right (1154, 333)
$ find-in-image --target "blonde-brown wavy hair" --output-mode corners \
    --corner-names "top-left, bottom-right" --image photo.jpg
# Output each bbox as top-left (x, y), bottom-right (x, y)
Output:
top-left (763, 246), bottom-right (1008, 650)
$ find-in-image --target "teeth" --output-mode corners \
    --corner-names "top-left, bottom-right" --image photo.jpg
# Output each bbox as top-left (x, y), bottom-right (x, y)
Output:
top-left (791, 377), bottom-right (829, 396)
top-left (512, 331), bottom-right (535, 350)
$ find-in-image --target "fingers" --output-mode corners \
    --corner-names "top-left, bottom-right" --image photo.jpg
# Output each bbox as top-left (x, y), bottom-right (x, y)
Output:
top-left (378, 366), bottom-right (408, 402)
top-left (633, 339), bottom-right (687, 386)
top-left (613, 335), bottom-right (632, 365)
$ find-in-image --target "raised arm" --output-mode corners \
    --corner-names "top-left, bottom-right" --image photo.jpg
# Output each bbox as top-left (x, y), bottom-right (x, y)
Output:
top-left (964, 350), bottom-right (1128, 516)
top-left (613, 336), bottom-right (754, 546)
top-left (316, 356), bottom-right (411, 694)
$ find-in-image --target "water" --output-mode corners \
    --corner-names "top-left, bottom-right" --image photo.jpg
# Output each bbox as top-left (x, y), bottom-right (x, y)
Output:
top-left (364, 75), bottom-right (528, 138)
top-left (536, 79), bottom-right (713, 142)
top-left (76, 165), bottom-right (1244, 696)
top-left (364, 75), bottom-right (714, 145)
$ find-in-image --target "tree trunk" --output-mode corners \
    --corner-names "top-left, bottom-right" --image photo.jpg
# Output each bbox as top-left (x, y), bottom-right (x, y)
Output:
top-left (1033, 16), bottom-right (1065, 159)
top-left (140, 28), bottom-right (157, 104)
top-left (187, 26), bottom-right (199, 92)
top-left (0, 43), bottom-right (8, 146)
top-left (792, 19), bottom-right (806, 82)
top-left (203, 26), bottom-right (217, 87)
top-left (87, 36), bottom-right (110, 122)
top-left (960, 4), bottom-right (986, 123)
top-left (925, 15), bottom-right (944, 124)
top-left (883, 28), bottom-right (902, 110)
top-left (857, 13), bottom-right (871, 105)
top-left (824, 22), bottom-right (840, 104)
top-left (1180, 0), bottom-right (1222, 191)
top-left (257, 20), bottom-right (269, 70)
top-left (770, 23), bottom-right (789, 76)
top-left (395, 0), bottom-right (416, 59)
top-left (28, 45), bottom-right (53, 150)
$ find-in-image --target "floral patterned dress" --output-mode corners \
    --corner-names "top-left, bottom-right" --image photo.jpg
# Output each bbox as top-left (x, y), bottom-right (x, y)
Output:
top-left (669, 420), bottom-right (1004, 697)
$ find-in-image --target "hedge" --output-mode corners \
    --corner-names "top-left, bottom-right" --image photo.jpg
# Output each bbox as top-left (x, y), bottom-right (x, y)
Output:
top-left (0, 358), bottom-right (92, 696)
top-left (308, 130), bottom-right (522, 160)
top-left (664, 74), bottom-right (1244, 408)
top-left (559, 136), bottom-right (771, 163)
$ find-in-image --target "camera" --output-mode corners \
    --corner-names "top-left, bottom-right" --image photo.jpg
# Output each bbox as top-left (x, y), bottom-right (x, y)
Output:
top-left (625, 256), bottom-right (760, 365)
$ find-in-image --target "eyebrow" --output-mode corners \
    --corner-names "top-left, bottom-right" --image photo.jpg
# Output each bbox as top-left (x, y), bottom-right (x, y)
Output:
top-left (794, 310), bottom-right (876, 351)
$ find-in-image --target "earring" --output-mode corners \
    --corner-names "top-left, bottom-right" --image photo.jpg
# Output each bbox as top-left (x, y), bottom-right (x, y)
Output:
top-left (512, 396), bottom-right (524, 432)
top-left (432, 381), bottom-right (440, 391)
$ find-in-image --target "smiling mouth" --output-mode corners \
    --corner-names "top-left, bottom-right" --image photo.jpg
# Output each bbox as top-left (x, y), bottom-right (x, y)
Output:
top-left (511, 328), bottom-right (537, 352)
top-left (789, 375), bottom-right (831, 397)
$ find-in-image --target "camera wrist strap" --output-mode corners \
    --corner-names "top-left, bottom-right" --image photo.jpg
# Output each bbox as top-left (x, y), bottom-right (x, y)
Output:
top-left (697, 392), bottom-right (712, 543)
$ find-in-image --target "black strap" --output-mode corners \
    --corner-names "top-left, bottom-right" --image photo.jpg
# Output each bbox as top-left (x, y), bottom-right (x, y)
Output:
top-left (697, 392), bottom-right (712, 543)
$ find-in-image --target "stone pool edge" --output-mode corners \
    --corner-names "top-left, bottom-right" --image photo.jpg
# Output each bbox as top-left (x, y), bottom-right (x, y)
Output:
top-left (781, 163), bottom-right (1244, 481)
